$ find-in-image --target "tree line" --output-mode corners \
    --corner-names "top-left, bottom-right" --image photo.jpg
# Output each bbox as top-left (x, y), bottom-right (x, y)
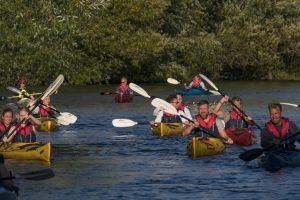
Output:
top-left (0, 0), bottom-right (299, 85)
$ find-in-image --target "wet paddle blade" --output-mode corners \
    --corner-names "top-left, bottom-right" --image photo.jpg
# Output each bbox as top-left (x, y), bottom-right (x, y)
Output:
top-left (7, 86), bottom-right (22, 95)
top-left (151, 98), bottom-right (178, 115)
top-left (129, 83), bottom-right (151, 98)
top-left (280, 102), bottom-right (299, 108)
top-left (112, 119), bottom-right (138, 127)
top-left (18, 168), bottom-right (55, 180)
top-left (239, 148), bottom-right (264, 161)
top-left (167, 78), bottom-right (180, 85)
top-left (57, 112), bottom-right (77, 124)
top-left (199, 74), bottom-right (219, 91)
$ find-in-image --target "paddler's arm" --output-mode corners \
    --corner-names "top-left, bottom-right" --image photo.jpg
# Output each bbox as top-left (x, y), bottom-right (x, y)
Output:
top-left (150, 110), bottom-right (163, 126)
top-left (260, 127), bottom-right (276, 148)
top-left (2, 126), bottom-right (17, 143)
top-left (28, 115), bottom-right (41, 126)
top-left (213, 96), bottom-right (229, 118)
top-left (182, 120), bottom-right (199, 136)
top-left (216, 119), bottom-right (233, 144)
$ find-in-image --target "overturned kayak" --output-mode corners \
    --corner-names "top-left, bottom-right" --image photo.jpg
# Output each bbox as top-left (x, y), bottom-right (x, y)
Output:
top-left (38, 118), bottom-right (60, 133)
top-left (152, 123), bottom-right (183, 136)
top-left (258, 150), bottom-right (300, 171)
top-left (0, 142), bottom-right (51, 162)
top-left (187, 137), bottom-right (225, 159)
top-left (175, 88), bottom-right (211, 96)
top-left (226, 128), bottom-right (257, 146)
top-left (115, 93), bottom-right (133, 103)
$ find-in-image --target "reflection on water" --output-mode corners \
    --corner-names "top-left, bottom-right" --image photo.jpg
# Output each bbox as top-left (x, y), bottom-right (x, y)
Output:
top-left (1, 81), bottom-right (300, 199)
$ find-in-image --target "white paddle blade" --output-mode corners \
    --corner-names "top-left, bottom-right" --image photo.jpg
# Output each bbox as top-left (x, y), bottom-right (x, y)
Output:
top-left (167, 78), bottom-right (180, 85)
top-left (129, 83), bottom-right (151, 98)
top-left (57, 112), bottom-right (77, 124)
top-left (112, 119), bottom-right (138, 127)
top-left (208, 90), bottom-right (221, 96)
top-left (56, 118), bottom-right (70, 126)
top-left (199, 74), bottom-right (218, 91)
top-left (7, 86), bottom-right (22, 95)
top-left (41, 74), bottom-right (64, 100)
top-left (151, 98), bottom-right (178, 115)
top-left (280, 102), bottom-right (299, 107)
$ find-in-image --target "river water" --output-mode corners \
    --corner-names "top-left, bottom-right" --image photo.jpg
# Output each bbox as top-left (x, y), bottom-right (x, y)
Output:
top-left (1, 81), bottom-right (300, 200)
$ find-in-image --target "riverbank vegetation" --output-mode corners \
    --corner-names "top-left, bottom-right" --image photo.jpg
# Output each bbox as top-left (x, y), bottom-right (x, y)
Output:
top-left (0, 0), bottom-right (299, 85)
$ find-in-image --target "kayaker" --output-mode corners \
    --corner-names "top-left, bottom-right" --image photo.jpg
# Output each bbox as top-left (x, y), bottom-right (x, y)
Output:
top-left (32, 96), bottom-right (56, 118)
top-left (183, 100), bottom-right (233, 144)
top-left (0, 108), bottom-right (14, 137)
top-left (213, 96), bottom-right (256, 145)
top-left (0, 155), bottom-right (19, 195)
top-left (18, 79), bottom-right (34, 100)
top-left (184, 75), bottom-right (207, 91)
top-left (116, 77), bottom-right (133, 96)
top-left (261, 103), bottom-right (300, 150)
top-left (150, 94), bottom-right (189, 125)
top-left (176, 94), bottom-right (192, 120)
top-left (2, 107), bottom-right (41, 143)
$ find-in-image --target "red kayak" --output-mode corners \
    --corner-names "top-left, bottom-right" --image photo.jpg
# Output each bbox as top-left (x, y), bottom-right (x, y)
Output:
top-left (115, 93), bottom-right (133, 103)
top-left (226, 127), bottom-right (257, 146)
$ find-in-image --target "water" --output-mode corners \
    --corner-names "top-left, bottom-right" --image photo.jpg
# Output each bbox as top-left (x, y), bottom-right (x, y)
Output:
top-left (1, 81), bottom-right (300, 200)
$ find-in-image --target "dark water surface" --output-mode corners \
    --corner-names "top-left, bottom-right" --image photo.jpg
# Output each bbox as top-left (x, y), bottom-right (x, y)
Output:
top-left (1, 81), bottom-right (300, 200)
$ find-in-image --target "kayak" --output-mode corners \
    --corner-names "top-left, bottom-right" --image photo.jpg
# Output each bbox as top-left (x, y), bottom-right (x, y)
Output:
top-left (38, 117), bottom-right (60, 133)
top-left (258, 150), bottom-right (300, 171)
top-left (0, 142), bottom-right (51, 162)
top-left (152, 123), bottom-right (183, 136)
top-left (115, 93), bottom-right (133, 103)
top-left (226, 128), bottom-right (257, 146)
top-left (0, 186), bottom-right (17, 200)
top-left (187, 137), bottom-right (225, 159)
top-left (175, 89), bottom-right (210, 96)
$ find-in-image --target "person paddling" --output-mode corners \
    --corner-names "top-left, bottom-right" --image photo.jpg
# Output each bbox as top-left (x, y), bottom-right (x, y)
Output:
top-left (32, 96), bottom-right (56, 118)
top-left (176, 94), bottom-right (192, 120)
top-left (261, 103), bottom-right (300, 150)
top-left (184, 75), bottom-right (207, 91)
top-left (183, 100), bottom-right (233, 144)
top-left (18, 79), bottom-right (34, 100)
top-left (116, 77), bottom-right (133, 96)
top-left (0, 108), bottom-right (14, 136)
top-left (150, 94), bottom-right (189, 126)
top-left (2, 107), bottom-right (41, 143)
top-left (213, 96), bottom-right (256, 145)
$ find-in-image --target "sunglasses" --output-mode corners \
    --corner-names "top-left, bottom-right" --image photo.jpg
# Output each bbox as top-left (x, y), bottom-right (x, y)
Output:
top-left (171, 101), bottom-right (179, 104)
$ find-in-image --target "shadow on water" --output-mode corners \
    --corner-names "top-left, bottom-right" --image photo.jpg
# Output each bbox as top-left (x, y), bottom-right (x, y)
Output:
top-left (1, 82), bottom-right (300, 199)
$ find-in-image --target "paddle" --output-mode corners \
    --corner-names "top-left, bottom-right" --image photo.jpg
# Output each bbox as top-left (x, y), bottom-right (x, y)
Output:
top-left (0, 75), bottom-right (64, 140)
top-left (7, 86), bottom-right (77, 125)
top-left (0, 169), bottom-right (55, 181)
top-left (167, 78), bottom-right (221, 96)
top-left (129, 83), bottom-right (156, 99)
top-left (112, 119), bottom-right (148, 127)
top-left (199, 74), bottom-right (262, 130)
top-left (239, 131), bottom-right (300, 161)
top-left (280, 102), bottom-right (300, 108)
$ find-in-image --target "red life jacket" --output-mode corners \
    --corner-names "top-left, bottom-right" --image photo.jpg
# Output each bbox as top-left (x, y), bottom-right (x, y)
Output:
top-left (163, 112), bottom-right (176, 117)
top-left (0, 122), bottom-right (6, 132)
top-left (177, 102), bottom-right (185, 111)
top-left (266, 118), bottom-right (290, 138)
top-left (119, 84), bottom-right (129, 93)
top-left (39, 106), bottom-right (51, 117)
top-left (196, 113), bottom-right (217, 129)
top-left (15, 124), bottom-right (33, 136)
top-left (230, 110), bottom-right (243, 120)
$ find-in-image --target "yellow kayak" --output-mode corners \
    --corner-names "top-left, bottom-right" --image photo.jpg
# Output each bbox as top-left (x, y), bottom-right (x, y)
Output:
top-left (38, 117), bottom-right (60, 133)
top-left (152, 123), bottom-right (183, 136)
top-left (0, 142), bottom-right (51, 162)
top-left (187, 137), bottom-right (225, 159)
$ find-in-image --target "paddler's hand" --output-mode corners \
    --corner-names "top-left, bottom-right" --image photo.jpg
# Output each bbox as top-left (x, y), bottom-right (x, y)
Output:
top-left (220, 95), bottom-right (229, 104)
top-left (149, 120), bottom-right (155, 126)
top-left (225, 138), bottom-right (233, 144)
top-left (192, 120), bottom-right (200, 128)
top-left (183, 121), bottom-right (190, 126)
